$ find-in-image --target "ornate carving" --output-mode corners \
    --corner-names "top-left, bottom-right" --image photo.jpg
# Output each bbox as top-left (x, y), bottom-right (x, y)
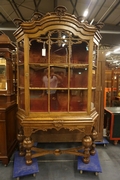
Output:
top-left (95, 21), bottom-right (104, 30)
top-left (54, 6), bottom-right (67, 16)
top-left (31, 12), bottom-right (43, 21)
top-left (13, 18), bottom-right (23, 27)
top-left (24, 125), bottom-right (85, 133)
top-left (77, 16), bottom-right (88, 25)
top-left (69, 127), bottom-right (85, 132)
top-left (90, 127), bottom-right (98, 155)
top-left (23, 137), bottom-right (34, 165)
top-left (32, 128), bottom-right (40, 133)
top-left (17, 127), bottom-right (25, 156)
top-left (77, 16), bottom-right (84, 22)
top-left (53, 122), bottom-right (63, 130)
top-left (23, 127), bottom-right (33, 136)
top-left (82, 135), bottom-right (92, 164)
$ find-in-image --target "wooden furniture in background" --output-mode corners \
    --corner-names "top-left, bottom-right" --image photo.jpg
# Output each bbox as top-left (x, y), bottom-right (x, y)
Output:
top-left (104, 67), bottom-right (120, 107)
top-left (104, 107), bottom-right (120, 145)
top-left (95, 49), bottom-right (105, 141)
top-left (0, 32), bottom-right (17, 165)
top-left (111, 69), bottom-right (120, 106)
top-left (104, 68), bottom-right (112, 107)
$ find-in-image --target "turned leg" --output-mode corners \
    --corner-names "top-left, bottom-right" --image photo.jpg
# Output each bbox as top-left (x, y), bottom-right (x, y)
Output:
top-left (114, 140), bottom-right (118, 145)
top-left (17, 127), bottom-right (25, 156)
top-left (23, 136), bottom-right (34, 165)
top-left (1, 159), bottom-right (9, 166)
top-left (82, 135), bottom-right (92, 164)
top-left (90, 127), bottom-right (98, 155)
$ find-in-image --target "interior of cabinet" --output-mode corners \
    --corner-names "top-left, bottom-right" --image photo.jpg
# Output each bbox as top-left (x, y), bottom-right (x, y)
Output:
top-left (18, 31), bottom-right (97, 113)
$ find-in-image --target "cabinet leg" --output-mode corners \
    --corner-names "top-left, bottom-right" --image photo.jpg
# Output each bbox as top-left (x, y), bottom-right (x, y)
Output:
top-left (82, 135), bottom-right (92, 164)
top-left (1, 159), bottom-right (9, 166)
top-left (23, 136), bottom-right (34, 165)
top-left (114, 140), bottom-right (118, 145)
top-left (17, 127), bottom-right (25, 156)
top-left (90, 127), bottom-right (98, 155)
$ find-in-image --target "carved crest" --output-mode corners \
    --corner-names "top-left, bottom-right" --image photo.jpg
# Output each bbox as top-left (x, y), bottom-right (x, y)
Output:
top-left (31, 12), bottom-right (43, 21)
top-left (13, 18), bottom-right (23, 27)
top-left (54, 6), bottom-right (67, 16)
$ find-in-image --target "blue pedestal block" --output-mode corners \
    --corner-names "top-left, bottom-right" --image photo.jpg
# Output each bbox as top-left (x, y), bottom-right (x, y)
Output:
top-left (13, 151), bottom-right (39, 179)
top-left (95, 137), bottom-right (109, 145)
top-left (77, 150), bottom-right (102, 174)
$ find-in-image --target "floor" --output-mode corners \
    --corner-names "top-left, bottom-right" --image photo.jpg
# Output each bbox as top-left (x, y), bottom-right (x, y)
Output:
top-left (0, 138), bottom-right (120, 180)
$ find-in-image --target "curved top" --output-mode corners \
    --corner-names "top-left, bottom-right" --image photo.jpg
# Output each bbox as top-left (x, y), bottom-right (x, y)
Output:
top-left (13, 6), bottom-right (102, 42)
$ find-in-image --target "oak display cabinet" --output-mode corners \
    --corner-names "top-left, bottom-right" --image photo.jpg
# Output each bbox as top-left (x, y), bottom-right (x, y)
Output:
top-left (14, 6), bottom-right (103, 165)
top-left (0, 32), bottom-right (17, 165)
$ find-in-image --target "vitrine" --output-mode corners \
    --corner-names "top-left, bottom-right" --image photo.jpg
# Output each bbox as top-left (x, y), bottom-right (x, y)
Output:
top-left (0, 32), bottom-right (17, 165)
top-left (14, 6), bottom-right (103, 165)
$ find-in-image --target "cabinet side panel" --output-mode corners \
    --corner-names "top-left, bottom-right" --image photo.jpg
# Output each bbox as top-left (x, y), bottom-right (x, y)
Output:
top-left (0, 122), bottom-right (6, 155)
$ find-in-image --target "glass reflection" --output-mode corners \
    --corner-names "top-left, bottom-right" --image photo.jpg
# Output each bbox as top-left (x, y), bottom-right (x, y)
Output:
top-left (29, 66), bottom-right (68, 88)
